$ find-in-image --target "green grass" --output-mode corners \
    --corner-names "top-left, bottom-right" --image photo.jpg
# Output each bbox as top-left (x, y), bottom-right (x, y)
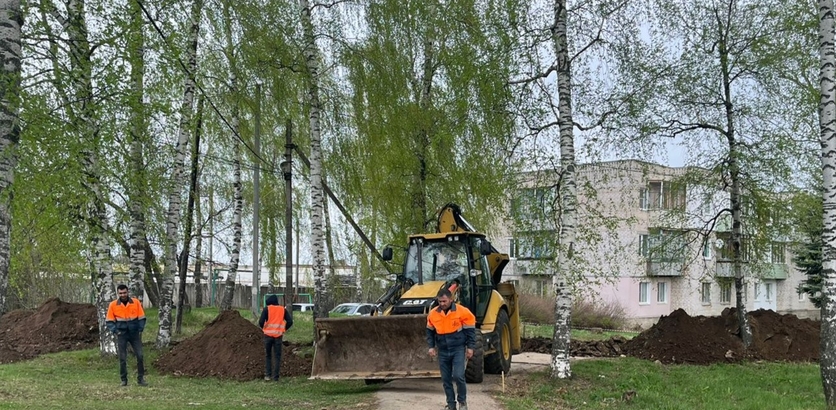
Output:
top-left (498, 357), bottom-right (824, 410)
top-left (0, 349), bottom-right (377, 410)
top-left (0, 307), bottom-right (368, 410)
top-left (521, 323), bottom-right (637, 341)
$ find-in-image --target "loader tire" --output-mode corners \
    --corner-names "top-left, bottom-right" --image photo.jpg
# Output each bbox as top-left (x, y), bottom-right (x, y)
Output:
top-left (485, 309), bottom-right (512, 375)
top-left (465, 331), bottom-right (484, 383)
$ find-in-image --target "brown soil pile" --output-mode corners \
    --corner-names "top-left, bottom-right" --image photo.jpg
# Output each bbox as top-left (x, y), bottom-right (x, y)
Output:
top-left (520, 308), bottom-right (820, 365)
top-left (154, 310), bottom-right (312, 380)
top-left (0, 297), bottom-right (98, 364)
top-left (521, 336), bottom-right (630, 357)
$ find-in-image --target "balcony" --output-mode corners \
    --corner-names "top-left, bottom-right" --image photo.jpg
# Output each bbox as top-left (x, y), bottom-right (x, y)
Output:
top-left (646, 260), bottom-right (684, 276)
top-left (715, 261), bottom-right (787, 280)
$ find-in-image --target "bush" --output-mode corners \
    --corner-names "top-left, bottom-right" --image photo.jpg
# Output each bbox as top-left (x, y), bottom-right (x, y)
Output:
top-left (518, 293), bottom-right (627, 330)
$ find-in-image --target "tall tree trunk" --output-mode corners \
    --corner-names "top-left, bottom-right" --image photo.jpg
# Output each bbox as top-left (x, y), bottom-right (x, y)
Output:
top-left (299, 0), bottom-right (328, 322)
top-left (175, 92), bottom-right (203, 334)
top-left (193, 98), bottom-right (205, 308)
top-left (717, 13), bottom-right (753, 348)
top-left (143, 239), bottom-right (161, 306)
top-left (127, 0), bottom-right (147, 302)
top-left (0, 0), bottom-right (20, 318)
top-left (268, 213), bottom-right (278, 294)
top-left (415, 12), bottom-right (435, 233)
top-left (220, 1), bottom-right (242, 311)
top-left (550, 0), bottom-right (574, 380)
top-left (819, 0), bottom-right (836, 404)
top-left (65, 0), bottom-right (116, 356)
top-left (157, 0), bottom-right (200, 348)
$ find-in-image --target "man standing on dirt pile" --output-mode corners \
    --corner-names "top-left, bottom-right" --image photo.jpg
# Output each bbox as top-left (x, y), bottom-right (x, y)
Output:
top-left (427, 288), bottom-right (475, 410)
top-left (106, 284), bottom-right (147, 387)
top-left (259, 294), bottom-right (293, 381)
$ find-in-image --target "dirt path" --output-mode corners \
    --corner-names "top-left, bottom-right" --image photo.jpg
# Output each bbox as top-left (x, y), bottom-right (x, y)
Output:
top-left (374, 353), bottom-right (550, 410)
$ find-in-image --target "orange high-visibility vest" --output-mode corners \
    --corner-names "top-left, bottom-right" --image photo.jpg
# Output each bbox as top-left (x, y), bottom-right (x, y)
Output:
top-left (106, 297), bottom-right (146, 323)
top-left (263, 305), bottom-right (287, 338)
top-left (426, 304), bottom-right (476, 335)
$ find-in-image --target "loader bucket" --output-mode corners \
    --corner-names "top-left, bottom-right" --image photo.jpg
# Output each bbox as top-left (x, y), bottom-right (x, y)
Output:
top-left (310, 314), bottom-right (440, 380)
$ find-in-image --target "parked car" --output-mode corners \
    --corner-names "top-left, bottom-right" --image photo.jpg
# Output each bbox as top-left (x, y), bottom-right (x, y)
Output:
top-left (330, 303), bottom-right (375, 316)
top-left (292, 303), bottom-right (315, 312)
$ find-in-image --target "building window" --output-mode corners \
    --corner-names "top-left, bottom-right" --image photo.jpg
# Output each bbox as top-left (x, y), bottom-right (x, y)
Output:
top-left (534, 279), bottom-right (549, 297)
top-left (639, 181), bottom-right (685, 211)
top-left (513, 187), bottom-right (556, 224)
top-left (509, 239), bottom-right (517, 259)
top-left (754, 283), bottom-right (761, 301)
top-left (799, 283), bottom-right (806, 302)
top-left (765, 282), bottom-right (773, 301)
top-left (702, 240), bottom-right (712, 259)
top-left (657, 282), bottom-right (668, 304)
top-left (639, 230), bottom-right (687, 262)
top-left (770, 243), bottom-right (786, 264)
top-left (720, 282), bottom-right (732, 304)
top-left (701, 282), bottom-right (711, 304)
top-left (639, 282), bottom-right (650, 304)
top-left (512, 231), bottom-right (555, 260)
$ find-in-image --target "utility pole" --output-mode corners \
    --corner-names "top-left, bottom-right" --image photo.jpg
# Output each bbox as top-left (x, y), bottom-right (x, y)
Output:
top-left (208, 187), bottom-right (214, 306)
top-left (252, 82), bottom-right (262, 317)
top-left (281, 119), bottom-right (294, 306)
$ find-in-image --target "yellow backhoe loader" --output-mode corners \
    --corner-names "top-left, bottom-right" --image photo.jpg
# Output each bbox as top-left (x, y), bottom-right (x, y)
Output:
top-left (311, 204), bottom-right (522, 383)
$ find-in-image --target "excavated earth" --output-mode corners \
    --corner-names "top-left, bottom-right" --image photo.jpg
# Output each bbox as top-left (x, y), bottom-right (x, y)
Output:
top-left (0, 297), bottom-right (99, 364)
top-left (155, 310), bottom-right (312, 380)
top-left (520, 308), bottom-right (820, 365)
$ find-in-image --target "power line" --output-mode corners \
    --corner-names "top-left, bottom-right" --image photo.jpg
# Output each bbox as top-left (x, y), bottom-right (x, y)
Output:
top-left (135, 0), bottom-right (275, 168)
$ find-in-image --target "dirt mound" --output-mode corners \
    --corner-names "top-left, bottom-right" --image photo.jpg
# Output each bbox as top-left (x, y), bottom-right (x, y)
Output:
top-left (521, 336), bottom-right (630, 357)
top-left (623, 308), bottom-right (745, 364)
top-left (520, 309), bottom-right (820, 365)
top-left (0, 297), bottom-right (98, 364)
top-left (154, 310), bottom-right (312, 380)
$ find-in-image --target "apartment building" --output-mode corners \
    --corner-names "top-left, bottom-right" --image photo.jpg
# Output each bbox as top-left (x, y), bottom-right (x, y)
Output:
top-left (498, 160), bottom-right (818, 328)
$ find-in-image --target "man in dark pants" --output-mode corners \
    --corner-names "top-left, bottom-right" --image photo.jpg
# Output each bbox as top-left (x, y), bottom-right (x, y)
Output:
top-left (106, 284), bottom-right (147, 387)
top-left (427, 288), bottom-right (475, 410)
top-left (258, 294), bottom-right (293, 381)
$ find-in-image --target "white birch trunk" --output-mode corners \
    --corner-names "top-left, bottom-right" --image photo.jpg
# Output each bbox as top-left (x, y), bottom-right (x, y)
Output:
top-left (66, 0), bottom-right (116, 355)
top-left (156, 0), bottom-right (200, 348)
top-left (299, 0), bottom-right (328, 320)
top-left (818, 0), bottom-right (836, 404)
top-left (0, 0), bottom-right (20, 317)
top-left (550, 0), bottom-right (574, 379)
top-left (127, 0), bottom-right (147, 302)
top-left (219, 1), bottom-right (241, 311)
top-left (715, 16), bottom-right (753, 348)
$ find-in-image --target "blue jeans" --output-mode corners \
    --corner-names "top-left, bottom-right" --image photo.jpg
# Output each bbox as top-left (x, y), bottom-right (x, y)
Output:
top-left (117, 331), bottom-right (145, 382)
top-left (264, 336), bottom-right (283, 380)
top-left (438, 347), bottom-right (466, 408)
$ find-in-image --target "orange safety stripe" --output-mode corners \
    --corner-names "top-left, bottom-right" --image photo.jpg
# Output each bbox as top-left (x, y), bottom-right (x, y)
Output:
top-left (426, 304), bottom-right (476, 335)
top-left (106, 297), bottom-right (146, 322)
top-left (263, 305), bottom-right (287, 337)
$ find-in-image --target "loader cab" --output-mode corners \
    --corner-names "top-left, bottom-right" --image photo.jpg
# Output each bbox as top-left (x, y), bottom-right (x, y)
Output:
top-left (400, 234), bottom-right (493, 323)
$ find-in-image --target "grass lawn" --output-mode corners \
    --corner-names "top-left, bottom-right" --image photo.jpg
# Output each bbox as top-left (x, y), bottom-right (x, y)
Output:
top-left (521, 322), bottom-right (638, 341)
top-left (0, 307), bottom-right (368, 410)
top-left (498, 357), bottom-right (824, 410)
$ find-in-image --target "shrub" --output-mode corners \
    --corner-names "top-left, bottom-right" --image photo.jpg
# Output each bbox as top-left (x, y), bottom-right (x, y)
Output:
top-left (518, 293), bottom-right (627, 330)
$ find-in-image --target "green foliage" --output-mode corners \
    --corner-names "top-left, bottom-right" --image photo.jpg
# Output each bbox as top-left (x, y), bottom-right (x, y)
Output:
top-left (499, 358), bottom-right (823, 410)
top-left (791, 190), bottom-right (823, 308)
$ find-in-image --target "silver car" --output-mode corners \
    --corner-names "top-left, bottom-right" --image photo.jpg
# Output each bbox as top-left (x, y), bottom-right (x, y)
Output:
top-left (330, 303), bottom-right (375, 316)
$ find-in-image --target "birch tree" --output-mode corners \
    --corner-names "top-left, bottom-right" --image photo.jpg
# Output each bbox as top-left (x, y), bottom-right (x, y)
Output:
top-left (0, 0), bottom-right (20, 317)
top-left (219, 0), bottom-right (243, 312)
top-left (299, 0), bottom-right (328, 320)
top-left (127, 0), bottom-right (148, 302)
top-left (819, 0), bottom-right (836, 404)
top-left (157, 0), bottom-right (201, 347)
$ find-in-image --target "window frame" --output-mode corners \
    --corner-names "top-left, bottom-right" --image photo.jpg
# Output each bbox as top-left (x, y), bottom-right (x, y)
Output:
top-left (720, 282), bottom-right (732, 305)
top-left (657, 281), bottom-right (668, 304)
top-left (639, 281), bottom-right (650, 305)
top-left (700, 282), bottom-right (711, 305)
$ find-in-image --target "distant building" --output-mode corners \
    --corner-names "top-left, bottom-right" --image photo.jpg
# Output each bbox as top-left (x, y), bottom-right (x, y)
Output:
top-left (498, 160), bottom-right (818, 328)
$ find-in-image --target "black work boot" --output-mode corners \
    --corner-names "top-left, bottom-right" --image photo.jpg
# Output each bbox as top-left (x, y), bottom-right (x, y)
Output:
top-left (137, 377), bottom-right (148, 387)
top-left (120, 380), bottom-right (128, 387)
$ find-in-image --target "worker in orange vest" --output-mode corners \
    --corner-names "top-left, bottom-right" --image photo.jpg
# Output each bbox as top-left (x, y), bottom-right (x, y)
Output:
top-left (427, 288), bottom-right (475, 410)
top-left (106, 284), bottom-right (147, 387)
top-left (258, 294), bottom-right (293, 381)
